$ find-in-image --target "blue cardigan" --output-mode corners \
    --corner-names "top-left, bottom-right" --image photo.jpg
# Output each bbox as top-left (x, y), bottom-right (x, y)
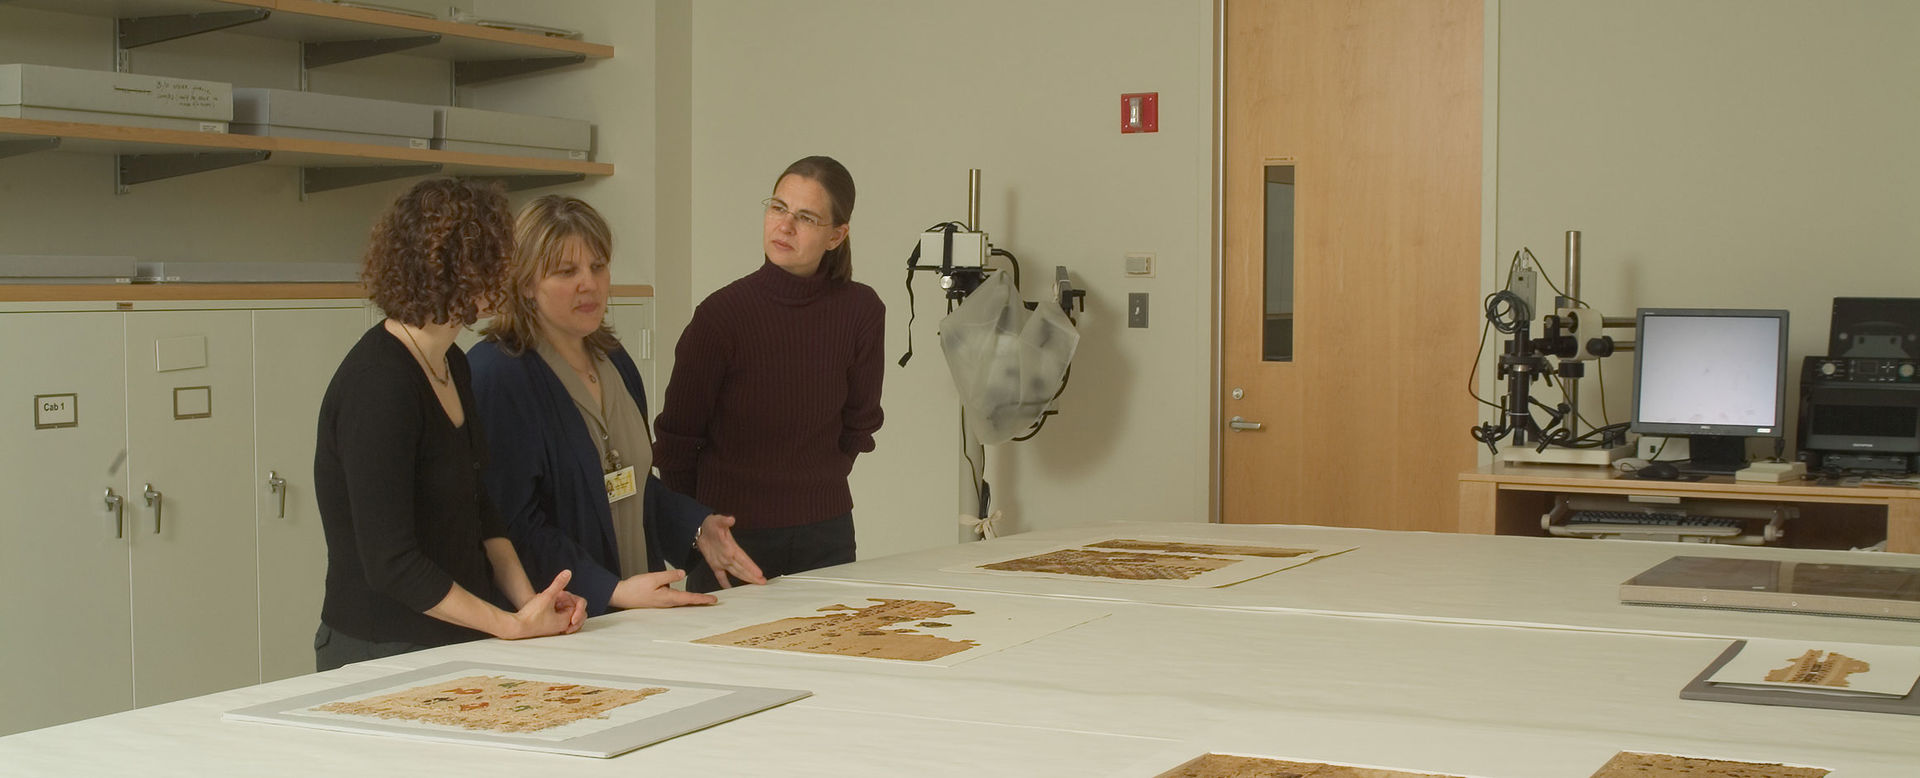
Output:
top-left (468, 340), bottom-right (709, 615)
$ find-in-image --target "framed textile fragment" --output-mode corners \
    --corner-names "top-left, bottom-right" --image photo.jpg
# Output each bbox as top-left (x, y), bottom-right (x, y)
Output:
top-left (224, 661), bottom-right (809, 757)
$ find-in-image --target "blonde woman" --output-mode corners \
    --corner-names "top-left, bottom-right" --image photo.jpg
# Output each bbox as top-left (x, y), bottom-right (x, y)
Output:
top-left (469, 195), bottom-right (764, 616)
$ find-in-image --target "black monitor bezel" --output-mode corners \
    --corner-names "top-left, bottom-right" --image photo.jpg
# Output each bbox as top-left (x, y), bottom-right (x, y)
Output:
top-left (1629, 307), bottom-right (1791, 440)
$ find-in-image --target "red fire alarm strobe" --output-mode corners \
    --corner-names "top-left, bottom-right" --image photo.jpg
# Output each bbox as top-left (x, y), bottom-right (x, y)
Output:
top-left (1121, 92), bottom-right (1158, 134)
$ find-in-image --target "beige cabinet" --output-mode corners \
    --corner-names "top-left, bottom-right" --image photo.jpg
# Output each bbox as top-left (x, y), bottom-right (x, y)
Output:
top-left (122, 308), bottom-right (261, 707)
top-left (0, 300), bottom-right (365, 735)
top-left (253, 306), bottom-right (369, 682)
top-left (0, 311), bottom-right (135, 735)
top-left (609, 298), bottom-right (656, 410)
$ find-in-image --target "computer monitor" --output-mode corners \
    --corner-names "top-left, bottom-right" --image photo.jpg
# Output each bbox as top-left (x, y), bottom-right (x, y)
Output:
top-left (1630, 308), bottom-right (1790, 474)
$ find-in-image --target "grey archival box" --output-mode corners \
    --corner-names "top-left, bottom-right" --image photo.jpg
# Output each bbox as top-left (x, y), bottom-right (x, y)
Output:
top-left (232, 88), bottom-right (435, 149)
top-left (434, 105), bottom-right (591, 160)
top-left (1621, 555), bottom-right (1920, 620)
top-left (0, 64), bottom-right (231, 130)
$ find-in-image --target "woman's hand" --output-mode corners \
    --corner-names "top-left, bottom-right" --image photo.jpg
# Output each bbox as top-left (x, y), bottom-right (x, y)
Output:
top-left (695, 514), bottom-right (767, 589)
top-left (505, 569), bottom-right (588, 639)
top-left (610, 569), bottom-right (718, 609)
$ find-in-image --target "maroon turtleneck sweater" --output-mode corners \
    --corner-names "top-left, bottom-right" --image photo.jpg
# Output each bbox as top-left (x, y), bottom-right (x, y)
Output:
top-left (653, 260), bottom-right (886, 530)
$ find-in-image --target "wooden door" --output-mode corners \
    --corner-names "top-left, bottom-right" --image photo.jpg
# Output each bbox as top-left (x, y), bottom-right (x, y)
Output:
top-left (125, 308), bottom-right (261, 706)
top-left (0, 310), bottom-right (134, 735)
top-left (1221, 0), bottom-right (1481, 530)
top-left (253, 305), bottom-right (365, 682)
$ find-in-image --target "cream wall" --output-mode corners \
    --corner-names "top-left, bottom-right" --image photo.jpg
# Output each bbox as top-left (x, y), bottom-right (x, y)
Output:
top-left (685, 1), bottom-right (1216, 558)
top-left (1486, 0), bottom-right (1920, 437)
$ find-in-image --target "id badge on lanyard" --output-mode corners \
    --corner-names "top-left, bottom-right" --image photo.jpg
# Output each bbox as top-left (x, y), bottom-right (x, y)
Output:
top-left (605, 465), bottom-right (637, 504)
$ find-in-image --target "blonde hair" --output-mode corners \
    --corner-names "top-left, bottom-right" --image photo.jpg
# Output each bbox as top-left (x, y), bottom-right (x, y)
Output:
top-left (481, 195), bottom-right (621, 357)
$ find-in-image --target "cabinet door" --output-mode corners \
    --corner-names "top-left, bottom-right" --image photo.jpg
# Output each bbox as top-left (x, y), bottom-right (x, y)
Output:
top-left (609, 300), bottom-right (656, 412)
top-left (124, 309), bottom-right (261, 707)
top-left (0, 311), bottom-right (133, 735)
top-left (253, 306), bottom-right (366, 682)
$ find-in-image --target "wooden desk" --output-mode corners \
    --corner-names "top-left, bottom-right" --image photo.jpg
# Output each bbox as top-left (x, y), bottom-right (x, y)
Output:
top-left (1459, 464), bottom-right (1920, 554)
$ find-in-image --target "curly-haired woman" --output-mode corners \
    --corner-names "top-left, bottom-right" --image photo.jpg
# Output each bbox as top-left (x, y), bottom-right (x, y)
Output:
top-left (313, 179), bottom-right (585, 672)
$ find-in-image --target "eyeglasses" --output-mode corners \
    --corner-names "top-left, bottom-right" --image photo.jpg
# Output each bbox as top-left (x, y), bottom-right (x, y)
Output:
top-left (762, 198), bottom-right (834, 230)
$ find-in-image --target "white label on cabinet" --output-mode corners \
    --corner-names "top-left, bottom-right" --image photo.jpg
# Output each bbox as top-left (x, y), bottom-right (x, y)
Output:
top-left (173, 386), bottom-right (212, 420)
top-left (155, 335), bottom-right (207, 372)
top-left (199, 122), bottom-right (227, 133)
top-left (34, 393), bottom-right (78, 429)
top-left (569, 150), bottom-right (587, 161)
top-left (409, 138), bottom-right (428, 149)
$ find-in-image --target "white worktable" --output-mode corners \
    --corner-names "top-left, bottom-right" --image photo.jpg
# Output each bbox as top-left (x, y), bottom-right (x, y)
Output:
top-left (4, 523), bottom-right (1916, 777)
top-left (794, 521), bottom-right (1920, 643)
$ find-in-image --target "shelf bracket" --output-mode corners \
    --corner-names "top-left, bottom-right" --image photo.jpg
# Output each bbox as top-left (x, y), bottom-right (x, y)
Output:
top-left (0, 137), bottom-right (61, 160)
top-left (301, 164), bottom-right (442, 197)
top-left (304, 35), bottom-right (442, 70)
top-left (462, 173), bottom-right (586, 193)
top-left (117, 150), bottom-right (271, 193)
top-left (454, 55), bottom-right (588, 86)
top-left (117, 9), bottom-right (272, 50)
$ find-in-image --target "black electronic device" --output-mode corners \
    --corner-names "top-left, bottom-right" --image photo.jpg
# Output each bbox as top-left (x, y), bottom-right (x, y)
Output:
top-left (1830, 297), bottom-right (1920, 360)
top-left (1805, 356), bottom-right (1920, 384)
top-left (1797, 355), bottom-right (1920, 474)
top-left (1630, 308), bottom-right (1790, 474)
top-left (1635, 461), bottom-right (1682, 480)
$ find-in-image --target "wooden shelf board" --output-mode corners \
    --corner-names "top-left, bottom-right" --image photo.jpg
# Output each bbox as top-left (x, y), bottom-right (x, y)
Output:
top-left (0, 118), bottom-right (612, 177)
top-left (0, 283), bottom-right (653, 302)
top-left (5, 0), bottom-right (611, 61)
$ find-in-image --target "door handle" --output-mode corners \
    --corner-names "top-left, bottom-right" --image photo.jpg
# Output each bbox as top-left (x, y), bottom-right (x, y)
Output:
top-left (104, 487), bottom-right (124, 539)
top-left (143, 482), bottom-right (163, 534)
top-left (1229, 415), bottom-right (1264, 431)
top-left (267, 470), bottom-right (287, 519)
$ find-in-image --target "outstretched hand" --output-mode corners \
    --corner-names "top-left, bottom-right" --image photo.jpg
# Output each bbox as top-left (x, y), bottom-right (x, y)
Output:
top-left (611, 569), bottom-right (717, 609)
top-left (509, 569), bottom-right (587, 638)
top-left (695, 514), bottom-right (767, 589)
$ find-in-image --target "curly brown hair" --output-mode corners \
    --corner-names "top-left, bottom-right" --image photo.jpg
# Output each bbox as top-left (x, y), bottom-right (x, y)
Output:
top-left (362, 178), bottom-right (513, 327)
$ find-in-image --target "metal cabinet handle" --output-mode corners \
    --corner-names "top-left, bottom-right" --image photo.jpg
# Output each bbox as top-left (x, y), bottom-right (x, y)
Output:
top-left (143, 482), bottom-right (163, 534)
top-left (267, 470), bottom-right (287, 519)
top-left (104, 487), bottom-right (124, 539)
top-left (1229, 415), bottom-right (1264, 431)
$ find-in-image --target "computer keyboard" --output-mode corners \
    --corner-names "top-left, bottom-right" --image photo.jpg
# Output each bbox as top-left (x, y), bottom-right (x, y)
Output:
top-left (1562, 510), bottom-right (1745, 537)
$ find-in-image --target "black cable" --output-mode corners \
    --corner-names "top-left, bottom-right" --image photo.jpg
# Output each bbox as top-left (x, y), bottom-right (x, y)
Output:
top-left (897, 221), bottom-right (972, 367)
top-left (1468, 251), bottom-right (1529, 410)
top-left (1011, 365), bottom-right (1072, 442)
top-left (988, 247), bottom-right (1021, 290)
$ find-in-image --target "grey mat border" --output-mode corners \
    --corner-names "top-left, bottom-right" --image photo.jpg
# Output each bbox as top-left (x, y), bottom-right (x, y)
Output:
top-left (224, 660), bottom-right (811, 758)
top-left (1680, 640), bottom-right (1920, 716)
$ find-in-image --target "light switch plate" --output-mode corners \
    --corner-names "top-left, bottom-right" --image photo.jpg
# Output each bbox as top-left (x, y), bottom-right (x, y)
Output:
top-left (1128, 292), bottom-right (1149, 328)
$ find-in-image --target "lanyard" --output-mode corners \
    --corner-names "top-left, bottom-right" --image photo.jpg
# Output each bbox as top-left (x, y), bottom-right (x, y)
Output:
top-left (564, 359), bottom-right (623, 474)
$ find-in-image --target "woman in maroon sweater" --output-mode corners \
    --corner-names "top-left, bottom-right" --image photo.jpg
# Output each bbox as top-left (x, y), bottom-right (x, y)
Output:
top-left (654, 156), bottom-right (885, 592)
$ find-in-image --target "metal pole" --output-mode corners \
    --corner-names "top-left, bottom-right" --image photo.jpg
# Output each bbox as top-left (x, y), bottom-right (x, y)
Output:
top-left (967, 169), bottom-right (981, 232)
top-left (1564, 230), bottom-right (1582, 435)
top-left (961, 168), bottom-right (986, 541)
top-left (959, 420), bottom-right (984, 542)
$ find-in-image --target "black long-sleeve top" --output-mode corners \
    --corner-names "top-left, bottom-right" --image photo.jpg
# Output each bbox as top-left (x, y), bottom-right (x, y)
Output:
top-left (315, 325), bottom-right (508, 647)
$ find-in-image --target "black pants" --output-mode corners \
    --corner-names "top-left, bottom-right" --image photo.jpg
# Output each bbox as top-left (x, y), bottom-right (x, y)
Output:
top-left (314, 623), bottom-right (429, 673)
top-left (686, 512), bottom-right (856, 593)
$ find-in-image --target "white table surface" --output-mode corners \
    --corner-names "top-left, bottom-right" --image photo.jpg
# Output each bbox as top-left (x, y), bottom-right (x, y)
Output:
top-left (5, 523), bottom-right (1917, 777)
top-left (793, 521), bottom-right (1920, 644)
